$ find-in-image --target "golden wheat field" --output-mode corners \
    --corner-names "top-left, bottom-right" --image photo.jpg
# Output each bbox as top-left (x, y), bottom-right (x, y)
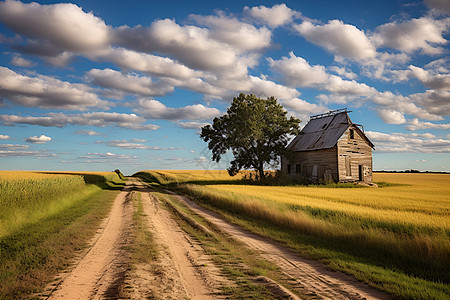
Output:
top-left (136, 170), bottom-right (449, 299)
top-left (0, 170), bottom-right (120, 238)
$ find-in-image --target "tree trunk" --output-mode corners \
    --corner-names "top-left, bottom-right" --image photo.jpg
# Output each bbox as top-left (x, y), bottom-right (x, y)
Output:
top-left (258, 160), bottom-right (265, 181)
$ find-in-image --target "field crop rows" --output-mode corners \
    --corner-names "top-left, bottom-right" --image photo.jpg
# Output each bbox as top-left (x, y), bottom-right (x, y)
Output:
top-left (136, 170), bottom-right (450, 299)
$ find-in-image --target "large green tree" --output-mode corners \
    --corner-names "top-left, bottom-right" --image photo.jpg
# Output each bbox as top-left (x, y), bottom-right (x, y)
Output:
top-left (200, 93), bottom-right (301, 180)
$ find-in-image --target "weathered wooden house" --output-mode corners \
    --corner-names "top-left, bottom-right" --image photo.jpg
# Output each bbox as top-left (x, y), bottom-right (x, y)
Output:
top-left (281, 109), bottom-right (374, 183)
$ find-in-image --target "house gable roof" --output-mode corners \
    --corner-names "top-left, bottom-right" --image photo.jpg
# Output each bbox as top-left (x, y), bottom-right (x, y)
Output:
top-left (287, 109), bottom-right (374, 151)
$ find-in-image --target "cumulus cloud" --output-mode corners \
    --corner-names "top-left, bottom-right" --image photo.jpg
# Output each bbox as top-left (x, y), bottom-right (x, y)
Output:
top-left (408, 65), bottom-right (450, 90)
top-left (372, 17), bottom-right (450, 54)
top-left (0, 135), bottom-right (11, 140)
top-left (280, 98), bottom-right (327, 115)
top-left (244, 4), bottom-right (300, 27)
top-left (405, 118), bottom-right (450, 130)
top-left (329, 66), bottom-right (357, 79)
top-left (25, 134), bottom-right (52, 144)
top-left (294, 20), bottom-right (377, 60)
top-left (190, 13), bottom-right (272, 51)
top-left (408, 89), bottom-right (450, 116)
top-left (96, 47), bottom-right (201, 79)
top-left (0, 0), bottom-right (110, 53)
top-left (113, 18), bottom-right (259, 77)
top-left (0, 112), bottom-right (160, 130)
top-left (10, 54), bottom-right (35, 67)
top-left (376, 109), bottom-right (406, 124)
top-left (86, 68), bottom-right (174, 97)
top-left (269, 52), bottom-right (375, 96)
top-left (366, 130), bottom-right (450, 153)
top-left (0, 67), bottom-right (106, 110)
top-left (136, 99), bottom-right (221, 120)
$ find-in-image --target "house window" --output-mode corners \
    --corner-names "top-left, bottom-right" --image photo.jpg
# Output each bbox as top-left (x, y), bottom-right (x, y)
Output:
top-left (349, 129), bottom-right (354, 139)
top-left (345, 156), bottom-right (352, 176)
top-left (295, 164), bottom-right (301, 174)
top-left (287, 164), bottom-right (291, 174)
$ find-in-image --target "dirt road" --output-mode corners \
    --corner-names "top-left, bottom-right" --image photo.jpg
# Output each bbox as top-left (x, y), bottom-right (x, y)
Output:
top-left (44, 179), bottom-right (219, 299)
top-left (166, 190), bottom-right (391, 300)
top-left (125, 182), bottom-right (221, 299)
top-left (45, 185), bottom-right (134, 299)
top-left (43, 178), bottom-right (390, 299)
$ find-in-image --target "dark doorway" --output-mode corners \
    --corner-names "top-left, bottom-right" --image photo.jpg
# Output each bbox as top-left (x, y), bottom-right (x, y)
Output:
top-left (358, 165), bottom-right (363, 181)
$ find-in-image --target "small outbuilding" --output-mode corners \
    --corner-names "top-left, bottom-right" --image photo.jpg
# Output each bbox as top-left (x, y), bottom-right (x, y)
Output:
top-left (281, 108), bottom-right (374, 183)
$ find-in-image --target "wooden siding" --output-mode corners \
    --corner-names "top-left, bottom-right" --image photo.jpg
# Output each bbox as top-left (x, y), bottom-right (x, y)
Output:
top-left (337, 126), bottom-right (373, 183)
top-left (281, 147), bottom-right (338, 182)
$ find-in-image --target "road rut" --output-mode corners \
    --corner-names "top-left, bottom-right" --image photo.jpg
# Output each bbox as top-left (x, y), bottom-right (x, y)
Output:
top-left (167, 190), bottom-right (391, 300)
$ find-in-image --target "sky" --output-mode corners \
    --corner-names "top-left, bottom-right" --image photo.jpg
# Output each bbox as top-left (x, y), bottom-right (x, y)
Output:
top-left (0, 0), bottom-right (449, 175)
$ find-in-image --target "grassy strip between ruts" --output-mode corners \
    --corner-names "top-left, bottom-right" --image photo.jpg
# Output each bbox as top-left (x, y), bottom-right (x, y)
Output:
top-left (173, 184), bottom-right (449, 300)
top-left (151, 188), bottom-right (304, 299)
top-left (0, 178), bottom-right (122, 298)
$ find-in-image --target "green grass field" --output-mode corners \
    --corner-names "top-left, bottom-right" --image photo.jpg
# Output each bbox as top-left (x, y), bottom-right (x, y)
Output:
top-left (135, 170), bottom-right (450, 300)
top-left (0, 171), bottom-right (124, 298)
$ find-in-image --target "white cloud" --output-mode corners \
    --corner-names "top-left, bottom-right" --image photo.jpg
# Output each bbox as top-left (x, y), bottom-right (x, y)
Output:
top-left (376, 109), bottom-right (406, 124)
top-left (294, 20), bottom-right (377, 60)
top-left (0, 150), bottom-right (55, 157)
top-left (280, 98), bottom-right (327, 115)
top-left (130, 138), bottom-right (146, 143)
top-left (0, 0), bottom-right (110, 53)
top-left (25, 134), bottom-right (51, 144)
top-left (408, 65), bottom-right (450, 90)
top-left (0, 135), bottom-right (10, 140)
top-left (405, 118), bottom-right (450, 130)
top-left (268, 52), bottom-right (328, 87)
top-left (113, 18), bottom-right (259, 77)
top-left (86, 68), bottom-right (174, 97)
top-left (190, 13), bottom-right (272, 51)
top-left (80, 152), bottom-right (137, 160)
top-left (329, 66), bottom-right (357, 79)
top-left (244, 4), bottom-right (300, 27)
top-left (0, 112), bottom-right (160, 130)
top-left (408, 89), bottom-right (450, 116)
top-left (269, 52), bottom-right (375, 96)
top-left (177, 121), bottom-right (210, 129)
top-left (366, 130), bottom-right (450, 153)
top-left (96, 47), bottom-right (201, 79)
top-left (0, 67), bottom-right (106, 110)
top-left (104, 139), bottom-right (181, 150)
top-left (10, 54), bottom-right (35, 67)
top-left (0, 143), bottom-right (29, 150)
top-left (372, 17), bottom-right (450, 54)
top-left (74, 130), bottom-right (104, 136)
top-left (136, 99), bottom-right (221, 121)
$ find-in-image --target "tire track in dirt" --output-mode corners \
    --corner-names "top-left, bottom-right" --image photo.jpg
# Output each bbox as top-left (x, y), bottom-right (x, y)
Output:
top-left (167, 190), bottom-right (392, 300)
top-left (43, 184), bottom-right (134, 299)
top-left (126, 188), bottom-right (219, 299)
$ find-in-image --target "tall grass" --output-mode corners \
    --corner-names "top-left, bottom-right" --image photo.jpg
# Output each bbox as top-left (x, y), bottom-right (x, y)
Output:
top-left (0, 171), bottom-right (123, 238)
top-left (0, 171), bottom-right (123, 297)
top-left (136, 170), bottom-right (450, 299)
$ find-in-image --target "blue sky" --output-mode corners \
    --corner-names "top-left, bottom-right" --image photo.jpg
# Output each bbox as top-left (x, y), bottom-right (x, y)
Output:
top-left (0, 0), bottom-right (449, 175)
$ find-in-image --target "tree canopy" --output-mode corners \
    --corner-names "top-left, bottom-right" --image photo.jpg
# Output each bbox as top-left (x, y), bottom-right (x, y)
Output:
top-left (200, 93), bottom-right (301, 180)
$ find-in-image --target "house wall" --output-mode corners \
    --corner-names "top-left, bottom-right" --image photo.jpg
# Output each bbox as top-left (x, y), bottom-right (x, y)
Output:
top-left (337, 126), bottom-right (373, 183)
top-left (281, 147), bottom-right (338, 182)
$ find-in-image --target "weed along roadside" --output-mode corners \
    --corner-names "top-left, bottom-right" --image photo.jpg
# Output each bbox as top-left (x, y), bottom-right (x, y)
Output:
top-left (135, 170), bottom-right (450, 300)
top-left (0, 171), bottom-right (125, 298)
